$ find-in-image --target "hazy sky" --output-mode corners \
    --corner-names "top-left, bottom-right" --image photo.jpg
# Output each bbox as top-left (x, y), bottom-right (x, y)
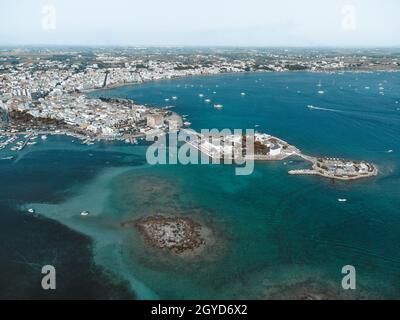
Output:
top-left (0, 0), bottom-right (399, 46)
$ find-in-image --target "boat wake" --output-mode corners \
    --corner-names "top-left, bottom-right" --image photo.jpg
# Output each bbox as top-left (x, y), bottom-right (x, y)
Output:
top-left (307, 105), bottom-right (342, 113)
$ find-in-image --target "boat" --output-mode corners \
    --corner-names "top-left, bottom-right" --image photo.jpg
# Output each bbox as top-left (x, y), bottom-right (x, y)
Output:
top-left (183, 121), bottom-right (192, 127)
top-left (307, 105), bottom-right (316, 110)
top-left (80, 211), bottom-right (90, 217)
top-left (241, 92), bottom-right (246, 96)
top-left (164, 98), bottom-right (170, 102)
top-left (198, 94), bottom-right (204, 98)
top-left (338, 199), bottom-right (348, 203)
top-left (1, 156), bottom-right (14, 160)
top-left (318, 90), bottom-right (325, 95)
top-left (41, 135), bottom-right (47, 140)
top-left (214, 104), bottom-right (223, 109)
top-left (172, 96), bottom-right (178, 100)
top-left (205, 99), bottom-right (211, 103)
top-left (28, 208), bottom-right (35, 214)
top-left (387, 150), bottom-right (394, 153)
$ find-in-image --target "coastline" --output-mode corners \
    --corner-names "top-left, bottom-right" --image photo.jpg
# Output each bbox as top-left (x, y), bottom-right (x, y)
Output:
top-left (2, 70), bottom-right (381, 181)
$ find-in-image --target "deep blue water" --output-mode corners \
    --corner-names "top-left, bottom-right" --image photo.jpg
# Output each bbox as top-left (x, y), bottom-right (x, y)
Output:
top-left (1, 72), bottom-right (400, 299)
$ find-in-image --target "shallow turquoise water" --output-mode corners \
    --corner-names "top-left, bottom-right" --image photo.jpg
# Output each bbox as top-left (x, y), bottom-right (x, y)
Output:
top-left (2, 72), bottom-right (400, 299)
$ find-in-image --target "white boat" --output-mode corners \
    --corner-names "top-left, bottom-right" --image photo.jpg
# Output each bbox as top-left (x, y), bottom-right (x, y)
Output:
top-left (28, 208), bottom-right (35, 214)
top-left (1, 156), bottom-right (14, 160)
top-left (214, 104), bottom-right (223, 109)
top-left (183, 121), bottom-right (192, 127)
top-left (338, 199), bottom-right (348, 203)
top-left (205, 99), bottom-right (211, 103)
top-left (172, 96), bottom-right (178, 100)
top-left (307, 105), bottom-right (316, 110)
top-left (80, 211), bottom-right (90, 217)
top-left (241, 92), bottom-right (246, 96)
top-left (318, 90), bottom-right (325, 95)
top-left (198, 94), bottom-right (204, 98)
top-left (387, 150), bottom-right (394, 153)
top-left (164, 98), bottom-right (170, 102)
top-left (41, 135), bottom-right (47, 140)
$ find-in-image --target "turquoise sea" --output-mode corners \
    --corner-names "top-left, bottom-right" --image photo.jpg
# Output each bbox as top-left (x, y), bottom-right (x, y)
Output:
top-left (1, 72), bottom-right (400, 299)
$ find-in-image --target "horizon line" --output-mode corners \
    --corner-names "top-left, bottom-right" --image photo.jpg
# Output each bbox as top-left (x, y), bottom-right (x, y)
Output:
top-left (1, 44), bottom-right (400, 50)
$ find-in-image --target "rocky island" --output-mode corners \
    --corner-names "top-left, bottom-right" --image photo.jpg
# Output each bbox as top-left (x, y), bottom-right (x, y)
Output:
top-left (125, 215), bottom-right (207, 255)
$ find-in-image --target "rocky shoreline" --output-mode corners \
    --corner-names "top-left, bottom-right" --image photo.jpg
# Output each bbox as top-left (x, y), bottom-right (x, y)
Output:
top-left (123, 215), bottom-right (207, 256)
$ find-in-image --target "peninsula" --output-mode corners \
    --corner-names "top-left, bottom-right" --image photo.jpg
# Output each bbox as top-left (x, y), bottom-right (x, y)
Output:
top-left (0, 48), bottom-right (379, 181)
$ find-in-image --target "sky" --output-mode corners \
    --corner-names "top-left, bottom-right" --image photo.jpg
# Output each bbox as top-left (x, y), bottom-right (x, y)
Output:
top-left (0, 0), bottom-right (399, 47)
